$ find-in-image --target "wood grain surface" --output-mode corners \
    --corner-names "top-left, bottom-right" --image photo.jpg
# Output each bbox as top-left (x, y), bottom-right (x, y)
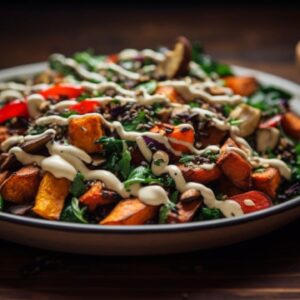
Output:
top-left (0, 3), bottom-right (300, 299)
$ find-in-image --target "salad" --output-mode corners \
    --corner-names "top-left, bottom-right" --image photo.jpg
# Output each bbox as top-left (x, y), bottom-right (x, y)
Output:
top-left (0, 36), bottom-right (299, 225)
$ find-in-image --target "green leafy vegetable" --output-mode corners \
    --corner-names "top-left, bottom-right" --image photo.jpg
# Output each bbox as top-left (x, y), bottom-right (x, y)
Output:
top-left (247, 85), bottom-right (292, 116)
top-left (70, 172), bottom-right (86, 197)
top-left (202, 149), bottom-right (219, 163)
top-left (27, 125), bottom-right (48, 135)
top-left (198, 207), bottom-right (222, 220)
top-left (266, 147), bottom-right (276, 159)
top-left (0, 195), bottom-right (4, 211)
top-left (192, 42), bottom-right (233, 77)
top-left (291, 143), bottom-right (300, 180)
top-left (223, 104), bottom-right (234, 117)
top-left (253, 166), bottom-right (266, 173)
top-left (188, 101), bottom-right (201, 108)
top-left (136, 81), bottom-right (157, 94)
top-left (73, 50), bottom-right (105, 71)
top-left (124, 166), bottom-right (161, 190)
top-left (49, 55), bottom-right (74, 76)
top-left (60, 111), bottom-right (78, 118)
top-left (228, 118), bottom-right (243, 126)
top-left (179, 155), bottom-right (195, 164)
top-left (123, 111), bottom-right (148, 132)
top-left (170, 191), bottom-right (179, 204)
top-left (60, 197), bottom-right (88, 224)
top-left (153, 158), bottom-right (164, 166)
top-left (97, 137), bottom-right (132, 180)
top-left (159, 201), bottom-right (176, 224)
top-left (119, 149), bottom-right (132, 179)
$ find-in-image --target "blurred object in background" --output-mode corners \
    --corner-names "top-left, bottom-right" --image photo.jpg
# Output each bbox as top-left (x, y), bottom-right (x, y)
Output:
top-left (0, 0), bottom-right (299, 82)
top-left (297, 41), bottom-right (300, 72)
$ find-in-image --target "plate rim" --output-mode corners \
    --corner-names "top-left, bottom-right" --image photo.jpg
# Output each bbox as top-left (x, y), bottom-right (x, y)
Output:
top-left (0, 62), bottom-right (299, 234)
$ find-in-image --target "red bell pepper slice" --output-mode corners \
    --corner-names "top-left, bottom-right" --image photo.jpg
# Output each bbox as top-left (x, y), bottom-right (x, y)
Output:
top-left (259, 114), bottom-right (282, 129)
top-left (230, 190), bottom-right (272, 214)
top-left (68, 100), bottom-right (100, 114)
top-left (0, 100), bottom-right (29, 124)
top-left (106, 54), bottom-right (118, 63)
top-left (40, 84), bottom-right (84, 100)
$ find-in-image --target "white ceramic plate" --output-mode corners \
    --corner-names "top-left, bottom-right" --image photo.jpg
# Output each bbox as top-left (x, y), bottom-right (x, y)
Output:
top-left (0, 63), bottom-right (299, 256)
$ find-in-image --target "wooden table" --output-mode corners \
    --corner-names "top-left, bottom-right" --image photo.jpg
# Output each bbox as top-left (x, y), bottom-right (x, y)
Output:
top-left (0, 4), bottom-right (300, 299)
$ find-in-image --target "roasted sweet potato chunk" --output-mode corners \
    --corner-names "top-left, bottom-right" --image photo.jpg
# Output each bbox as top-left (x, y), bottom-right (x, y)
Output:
top-left (217, 138), bottom-right (252, 189)
top-left (281, 112), bottom-right (300, 140)
top-left (100, 198), bottom-right (158, 225)
top-left (150, 123), bottom-right (195, 153)
top-left (218, 175), bottom-right (243, 197)
top-left (0, 170), bottom-right (10, 186)
top-left (199, 125), bottom-right (228, 148)
top-left (178, 164), bottom-right (221, 184)
top-left (0, 165), bottom-right (41, 203)
top-left (225, 76), bottom-right (258, 96)
top-left (68, 115), bottom-right (103, 153)
top-left (252, 167), bottom-right (281, 198)
top-left (80, 182), bottom-right (120, 210)
top-left (156, 86), bottom-right (184, 103)
top-left (167, 199), bottom-right (202, 223)
top-left (33, 172), bottom-right (71, 220)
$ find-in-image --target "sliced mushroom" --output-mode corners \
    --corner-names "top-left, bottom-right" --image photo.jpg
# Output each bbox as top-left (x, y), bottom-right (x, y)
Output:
top-left (229, 103), bottom-right (261, 137)
top-left (256, 127), bottom-right (280, 153)
top-left (180, 189), bottom-right (202, 203)
top-left (22, 132), bottom-right (54, 153)
top-left (156, 107), bottom-right (172, 123)
top-left (6, 203), bottom-right (33, 215)
top-left (0, 130), bottom-right (54, 171)
top-left (159, 36), bottom-right (192, 79)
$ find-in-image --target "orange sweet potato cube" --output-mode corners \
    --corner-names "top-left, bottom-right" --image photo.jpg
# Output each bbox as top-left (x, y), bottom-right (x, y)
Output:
top-left (68, 115), bottom-right (103, 153)
top-left (100, 198), bottom-right (158, 225)
top-left (252, 167), bottom-right (281, 198)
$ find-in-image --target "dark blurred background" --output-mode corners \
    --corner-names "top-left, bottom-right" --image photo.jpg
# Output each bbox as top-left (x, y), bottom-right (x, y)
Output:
top-left (0, 1), bottom-right (300, 82)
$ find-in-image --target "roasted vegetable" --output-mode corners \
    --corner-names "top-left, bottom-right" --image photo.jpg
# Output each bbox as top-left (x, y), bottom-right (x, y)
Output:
top-left (178, 164), bottom-right (221, 184)
top-left (167, 199), bottom-right (202, 223)
top-left (156, 86), bottom-right (184, 103)
top-left (68, 115), bottom-right (104, 153)
top-left (162, 36), bottom-right (192, 78)
top-left (218, 175), bottom-right (243, 197)
top-left (217, 138), bottom-right (252, 189)
top-left (199, 125), bottom-right (228, 148)
top-left (225, 76), bottom-right (258, 96)
top-left (230, 190), bottom-right (272, 214)
top-left (0, 165), bottom-right (41, 203)
top-left (229, 103), bottom-right (261, 137)
top-left (180, 189), bottom-right (201, 203)
top-left (40, 83), bottom-right (84, 100)
top-left (80, 182), bottom-right (120, 210)
top-left (150, 123), bottom-right (195, 153)
top-left (100, 198), bottom-right (158, 225)
top-left (0, 100), bottom-right (29, 124)
top-left (33, 172), bottom-right (71, 220)
top-left (256, 127), bottom-right (280, 153)
top-left (281, 112), bottom-right (300, 140)
top-left (252, 167), bottom-right (281, 198)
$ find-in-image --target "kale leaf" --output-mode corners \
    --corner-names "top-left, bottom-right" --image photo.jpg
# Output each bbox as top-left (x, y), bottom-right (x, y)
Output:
top-left (97, 136), bottom-right (132, 180)
top-left (192, 42), bottom-right (233, 77)
top-left (60, 197), bottom-right (88, 224)
top-left (70, 172), bottom-right (86, 197)
top-left (124, 166), bottom-right (162, 190)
